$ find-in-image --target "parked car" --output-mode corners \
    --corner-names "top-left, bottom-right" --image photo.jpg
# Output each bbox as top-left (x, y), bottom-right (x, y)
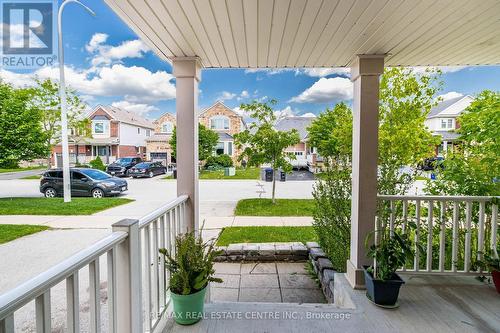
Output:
top-left (419, 157), bottom-right (444, 171)
top-left (129, 161), bottom-right (167, 178)
top-left (106, 157), bottom-right (142, 177)
top-left (40, 168), bottom-right (128, 198)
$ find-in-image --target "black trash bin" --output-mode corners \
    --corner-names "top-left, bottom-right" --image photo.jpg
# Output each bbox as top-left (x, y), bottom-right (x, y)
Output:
top-left (264, 168), bottom-right (273, 182)
top-left (280, 171), bottom-right (286, 182)
top-left (173, 169), bottom-right (177, 179)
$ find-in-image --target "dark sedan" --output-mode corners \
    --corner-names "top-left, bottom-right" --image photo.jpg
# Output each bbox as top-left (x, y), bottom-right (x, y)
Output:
top-left (106, 157), bottom-right (142, 177)
top-left (40, 168), bottom-right (128, 198)
top-left (129, 162), bottom-right (167, 178)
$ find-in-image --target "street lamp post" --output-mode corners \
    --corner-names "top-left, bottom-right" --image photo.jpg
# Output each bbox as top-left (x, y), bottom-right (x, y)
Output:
top-left (58, 0), bottom-right (95, 202)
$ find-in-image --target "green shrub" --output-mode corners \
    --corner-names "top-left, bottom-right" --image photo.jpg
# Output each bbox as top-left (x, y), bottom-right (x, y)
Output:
top-left (312, 166), bottom-right (351, 272)
top-left (89, 156), bottom-right (106, 171)
top-left (159, 232), bottom-right (222, 295)
top-left (204, 154), bottom-right (233, 169)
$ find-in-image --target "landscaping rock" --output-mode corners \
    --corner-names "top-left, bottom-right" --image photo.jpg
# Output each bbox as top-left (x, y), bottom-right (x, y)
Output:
top-left (317, 258), bottom-right (334, 273)
top-left (226, 244), bottom-right (244, 255)
top-left (258, 243), bottom-right (276, 256)
top-left (275, 244), bottom-right (292, 255)
top-left (291, 243), bottom-right (308, 255)
top-left (309, 248), bottom-right (327, 260)
top-left (306, 242), bottom-right (320, 250)
top-left (321, 269), bottom-right (336, 287)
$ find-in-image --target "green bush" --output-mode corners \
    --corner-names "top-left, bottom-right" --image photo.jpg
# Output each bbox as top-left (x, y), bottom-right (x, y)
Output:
top-left (312, 165), bottom-right (351, 272)
top-left (89, 156), bottom-right (106, 171)
top-left (204, 154), bottom-right (233, 169)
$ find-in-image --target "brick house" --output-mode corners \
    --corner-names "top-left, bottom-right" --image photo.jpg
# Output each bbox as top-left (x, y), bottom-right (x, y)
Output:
top-left (51, 105), bottom-right (155, 167)
top-left (198, 101), bottom-right (246, 164)
top-left (146, 112), bottom-right (176, 165)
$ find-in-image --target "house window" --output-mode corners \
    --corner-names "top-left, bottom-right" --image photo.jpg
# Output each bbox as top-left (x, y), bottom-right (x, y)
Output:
top-left (92, 121), bottom-right (109, 135)
top-left (162, 121), bottom-right (173, 134)
top-left (210, 116), bottom-right (230, 130)
top-left (227, 142), bottom-right (233, 156)
top-left (137, 128), bottom-right (141, 134)
top-left (146, 129), bottom-right (151, 137)
top-left (215, 142), bottom-right (225, 155)
top-left (441, 118), bottom-right (454, 129)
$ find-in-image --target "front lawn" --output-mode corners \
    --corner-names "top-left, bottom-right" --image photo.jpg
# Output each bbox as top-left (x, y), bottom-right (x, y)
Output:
top-left (235, 198), bottom-right (315, 216)
top-left (0, 166), bottom-right (46, 173)
top-left (200, 167), bottom-right (260, 180)
top-left (21, 175), bottom-right (42, 179)
top-left (217, 226), bottom-right (317, 246)
top-left (0, 197), bottom-right (134, 215)
top-left (0, 224), bottom-right (49, 244)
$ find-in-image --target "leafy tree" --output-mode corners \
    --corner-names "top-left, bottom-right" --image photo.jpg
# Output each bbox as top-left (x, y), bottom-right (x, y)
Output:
top-left (309, 68), bottom-right (442, 271)
top-left (426, 90), bottom-right (500, 196)
top-left (378, 67), bottom-right (441, 195)
top-left (0, 81), bottom-right (48, 168)
top-left (308, 103), bottom-right (353, 272)
top-left (30, 78), bottom-right (88, 167)
top-left (235, 100), bottom-right (300, 203)
top-left (169, 124), bottom-right (218, 161)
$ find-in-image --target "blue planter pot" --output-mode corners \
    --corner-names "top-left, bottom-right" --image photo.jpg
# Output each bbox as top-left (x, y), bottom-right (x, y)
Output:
top-left (363, 266), bottom-right (404, 307)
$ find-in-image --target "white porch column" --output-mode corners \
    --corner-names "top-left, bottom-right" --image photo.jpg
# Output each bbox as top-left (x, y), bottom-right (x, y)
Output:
top-left (346, 55), bottom-right (385, 289)
top-left (172, 57), bottom-right (201, 233)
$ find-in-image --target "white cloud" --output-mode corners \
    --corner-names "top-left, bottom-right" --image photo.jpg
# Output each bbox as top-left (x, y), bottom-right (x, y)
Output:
top-left (297, 68), bottom-right (350, 77)
top-left (218, 91), bottom-right (236, 101)
top-left (438, 91), bottom-right (464, 101)
top-left (240, 90), bottom-right (249, 98)
top-left (289, 77), bottom-right (353, 103)
top-left (300, 112), bottom-right (316, 117)
top-left (85, 33), bottom-right (149, 66)
top-left (0, 64), bottom-right (176, 103)
top-left (275, 106), bottom-right (295, 119)
top-left (111, 101), bottom-right (159, 115)
top-left (85, 33), bottom-right (108, 52)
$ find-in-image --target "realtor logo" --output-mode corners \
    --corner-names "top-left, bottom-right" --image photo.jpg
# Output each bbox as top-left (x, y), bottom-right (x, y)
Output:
top-left (1, 0), bottom-right (57, 68)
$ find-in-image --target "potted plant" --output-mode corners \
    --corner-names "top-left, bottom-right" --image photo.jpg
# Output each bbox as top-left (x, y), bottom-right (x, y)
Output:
top-left (478, 253), bottom-right (500, 293)
top-left (159, 232), bottom-right (222, 325)
top-left (364, 230), bottom-right (416, 307)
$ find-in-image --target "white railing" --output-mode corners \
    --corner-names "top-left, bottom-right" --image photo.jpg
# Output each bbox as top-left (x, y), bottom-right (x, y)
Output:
top-left (0, 195), bottom-right (188, 333)
top-left (377, 195), bottom-right (499, 274)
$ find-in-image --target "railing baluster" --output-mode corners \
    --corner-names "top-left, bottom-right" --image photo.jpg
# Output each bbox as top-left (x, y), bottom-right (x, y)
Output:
top-left (107, 249), bottom-right (117, 333)
top-left (414, 200), bottom-right (421, 271)
top-left (478, 201), bottom-right (486, 262)
top-left (464, 201), bottom-right (473, 272)
top-left (35, 291), bottom-right (51, 333)
top-left (143, 225), bottom-right (152, 332)
top-left (66, 272), bottom-right (79, 333)
top-left (152, 219), bottom-right (160, 322)
top-left (389, 200), bottom-right (395, 237)
top-left (439, 201), bottom-right (446, 272)
top-left (402, 200), bottom-right (408, 234)
top-left (426, 200), bottom-right (434, 272)
top-left (89, 259), bottom-right (100, 333)
top-left (452, 202), bottom-right (459, 272)
top-left (491, 204), bottom-right (499, 259)
top-left (159, 214), bottom-right (166, 310)
top-left (0, 313), bottom-right (14, 333)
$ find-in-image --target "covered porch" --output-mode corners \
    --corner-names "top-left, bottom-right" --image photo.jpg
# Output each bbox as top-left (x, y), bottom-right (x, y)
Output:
top-left (1, 0), bottom-right (500, 332)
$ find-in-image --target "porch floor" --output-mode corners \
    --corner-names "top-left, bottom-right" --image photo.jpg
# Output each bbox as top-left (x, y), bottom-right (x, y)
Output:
top-left (165, 273), bottom-right (500, 333)
top-left (210, 262), bottom-right (326, 303)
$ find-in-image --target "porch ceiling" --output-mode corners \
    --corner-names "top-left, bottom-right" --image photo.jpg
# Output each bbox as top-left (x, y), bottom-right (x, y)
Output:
top-left (104, 0), bottom-right (500, 68)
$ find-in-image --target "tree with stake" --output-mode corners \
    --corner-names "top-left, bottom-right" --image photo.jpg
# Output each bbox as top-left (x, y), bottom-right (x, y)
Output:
top-left (169, 124), bottom-right (218, 162)
top-left (235, 100), bottom-right (300, 203)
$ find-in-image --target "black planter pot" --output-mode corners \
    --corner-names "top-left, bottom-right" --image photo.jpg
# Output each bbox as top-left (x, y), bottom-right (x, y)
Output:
top-left (363, 266), bottom-right (404, 307)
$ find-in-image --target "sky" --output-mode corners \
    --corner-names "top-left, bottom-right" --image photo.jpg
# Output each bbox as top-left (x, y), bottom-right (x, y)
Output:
top-left (1, 0), bottom-right (500, 121)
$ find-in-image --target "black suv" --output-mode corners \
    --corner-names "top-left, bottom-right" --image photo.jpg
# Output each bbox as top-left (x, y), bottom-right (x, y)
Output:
top-left (106, 157), bottom-right (142, 177)
top-left (40, 168), bottom-right (128, 198)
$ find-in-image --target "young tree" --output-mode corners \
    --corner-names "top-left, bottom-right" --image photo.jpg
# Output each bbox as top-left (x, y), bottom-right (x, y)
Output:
top-left (30, 78), bottom-right (88, 167)
top-left (235, 100), bottom-right (300, 203)
top-left (308, 103), bottom-right (353, 271)
top-left (426, 90), bottom-right (500, 196)
top-left (378, 67), bottom-right (441, 195)
top-left (169, 124), bottom-right (219, 161)
top-left (0, 81), bottom-right (48, 168)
